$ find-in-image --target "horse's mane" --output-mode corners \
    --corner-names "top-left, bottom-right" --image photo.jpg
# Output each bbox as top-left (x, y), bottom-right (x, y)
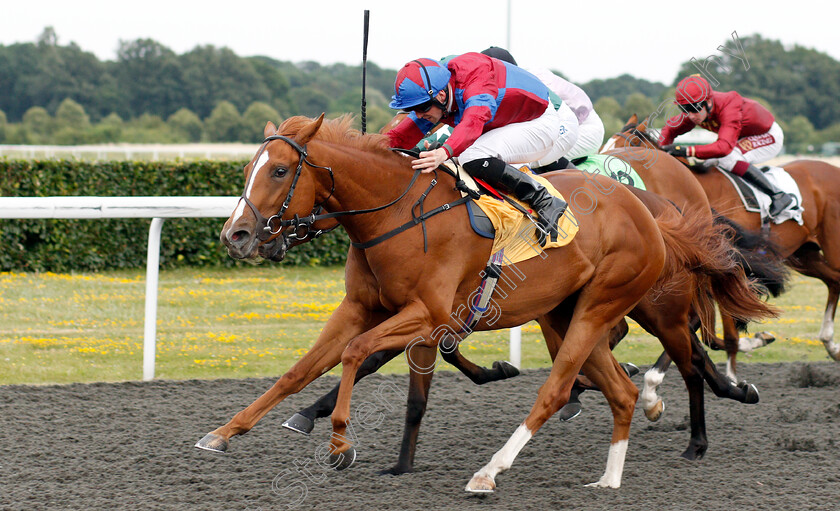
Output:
top-left (276, 114), bottom-right (399, 160)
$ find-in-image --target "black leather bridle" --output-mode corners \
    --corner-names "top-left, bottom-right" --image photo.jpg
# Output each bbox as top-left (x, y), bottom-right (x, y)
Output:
top-left (239, 136), bottom-right (469, 251)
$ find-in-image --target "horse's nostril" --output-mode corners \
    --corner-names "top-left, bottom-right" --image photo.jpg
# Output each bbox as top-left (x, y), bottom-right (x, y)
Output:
top-left (231, 230), bottom-right (249, 243)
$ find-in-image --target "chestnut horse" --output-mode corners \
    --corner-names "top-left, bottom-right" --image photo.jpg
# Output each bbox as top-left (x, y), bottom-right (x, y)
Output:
top-left (281, 181), bottom-right (776, 468)
top-left (603, 117), bottom-right (840, 375)
top-left (198, 114), bottom-right (766, 490)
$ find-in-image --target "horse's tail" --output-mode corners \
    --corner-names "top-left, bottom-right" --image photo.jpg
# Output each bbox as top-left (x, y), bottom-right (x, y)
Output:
top-left (653, 206), bottom-right (780, 346)
top-left (711, 211), bottom-right (789, 298)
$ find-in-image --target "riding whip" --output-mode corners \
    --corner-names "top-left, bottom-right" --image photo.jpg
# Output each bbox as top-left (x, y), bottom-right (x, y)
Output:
top-left (361, 10), bottom-right (370, 134)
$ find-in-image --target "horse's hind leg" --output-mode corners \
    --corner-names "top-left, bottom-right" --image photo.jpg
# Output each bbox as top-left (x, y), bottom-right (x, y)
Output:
top-left (580, 341), bottom-right (639, 486)
top-left (819, 284), bottom-right (840, 360)
top-left (555, 318), bottom-right (632, 421)
top-left (466, 311), bottom-right (639, 491)
top-left (632, 299), bottom-right (710, 460)
top-left (440, 341), bottom-right (520, 384)
top-left (690, 328), bottom-right (760, 405)
top-left (283, 349), bottom-right (403, 435)
top-left (815, 200), bottom-right (840, 359)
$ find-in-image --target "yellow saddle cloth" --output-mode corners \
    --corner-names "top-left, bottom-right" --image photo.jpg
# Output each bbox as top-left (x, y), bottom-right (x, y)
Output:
top-left (473, 167), bottom-right (579, 265)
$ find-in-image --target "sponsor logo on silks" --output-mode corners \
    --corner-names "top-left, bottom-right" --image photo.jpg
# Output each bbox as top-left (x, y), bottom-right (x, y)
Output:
top-left (737, 133), bottom-right (776, 153)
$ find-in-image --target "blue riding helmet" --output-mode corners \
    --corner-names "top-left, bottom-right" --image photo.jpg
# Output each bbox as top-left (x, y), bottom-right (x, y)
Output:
top-left (389, 58), bottom-right (452, 110)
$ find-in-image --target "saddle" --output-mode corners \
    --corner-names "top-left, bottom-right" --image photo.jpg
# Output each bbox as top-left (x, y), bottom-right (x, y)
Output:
top-left (441, 161), bottom-right (579, 265)
top-left (715, 166), bottom-right (804, 225)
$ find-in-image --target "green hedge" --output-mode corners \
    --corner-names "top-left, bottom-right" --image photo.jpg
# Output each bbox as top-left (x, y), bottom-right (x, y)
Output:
top-left (0, 159), bottom-right (350, 271)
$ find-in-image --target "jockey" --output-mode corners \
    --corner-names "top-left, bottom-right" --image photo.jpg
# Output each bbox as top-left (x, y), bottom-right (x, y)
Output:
top-left (659, 75), bottom-right (795, 217)
top-left (481, 46), bottom-right (603, 165)
top-left (386, 54), bottom-right (571, 245)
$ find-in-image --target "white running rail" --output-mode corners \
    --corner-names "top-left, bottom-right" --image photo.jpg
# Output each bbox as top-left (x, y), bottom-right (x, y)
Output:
top-left (0, 196), bottom-right (239, 381)
top-left (0, 196), bottom-right (524, 380)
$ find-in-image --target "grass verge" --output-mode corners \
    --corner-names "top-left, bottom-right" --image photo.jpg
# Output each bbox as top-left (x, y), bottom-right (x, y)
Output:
top-left (0, 267), bottom-right (833, 385)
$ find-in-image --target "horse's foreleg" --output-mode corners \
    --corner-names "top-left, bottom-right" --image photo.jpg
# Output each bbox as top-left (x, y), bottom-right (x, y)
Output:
top-left (381, 346), bottom-right (437, 476)
top-left (720, 313), bottom-right (740, 381)
top-left (327, 303), bottom-right (436, 468)
top-left (283, 348), bottom-right (401, 435)
top-left (641, 350), bottom-right (671, 422)
top-left (195, 299), bottom-right (376, 453)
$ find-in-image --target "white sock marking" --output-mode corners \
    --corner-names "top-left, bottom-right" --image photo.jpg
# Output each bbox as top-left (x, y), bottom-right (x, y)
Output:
top-left (641, 368), bottom-right (664, 411)
top-left (466, 424), bottom-right (532, 491)
top-left (586, 440), bottom-right (628, 488)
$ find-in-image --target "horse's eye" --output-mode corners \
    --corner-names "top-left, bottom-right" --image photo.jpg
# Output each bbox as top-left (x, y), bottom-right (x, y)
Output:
top-left (273, 166), bottom-right (288, 178)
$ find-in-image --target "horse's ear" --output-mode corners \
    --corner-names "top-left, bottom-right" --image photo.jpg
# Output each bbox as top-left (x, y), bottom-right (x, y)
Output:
top-left (263, 121), bottom-right (277, 138)
top-left (637, 117), bottom-right (649, 132)
top-left (294, 113), bottom-right (325, 145)
top-left (626, 113), bottom-right (638, 125)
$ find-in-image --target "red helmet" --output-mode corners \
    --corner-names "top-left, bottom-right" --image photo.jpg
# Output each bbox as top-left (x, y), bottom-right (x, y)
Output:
top-left (675, 75), bottom-right (712, 105)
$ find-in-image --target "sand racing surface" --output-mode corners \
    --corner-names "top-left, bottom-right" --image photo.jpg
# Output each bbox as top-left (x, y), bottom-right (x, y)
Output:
top-left (1, 362), bottom-right (838, 510)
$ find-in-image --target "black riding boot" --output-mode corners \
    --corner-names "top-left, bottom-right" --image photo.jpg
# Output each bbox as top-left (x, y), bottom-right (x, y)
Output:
top-left (532, 157), bottom-right (577, 174)
top-left (740, 164), bottom-right (795, 217)
top-left (463, 157), bottom-right (568, 246)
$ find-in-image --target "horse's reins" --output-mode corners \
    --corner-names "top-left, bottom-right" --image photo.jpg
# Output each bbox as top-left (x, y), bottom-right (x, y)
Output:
top-left (241, 136), bottom-right (472, 252)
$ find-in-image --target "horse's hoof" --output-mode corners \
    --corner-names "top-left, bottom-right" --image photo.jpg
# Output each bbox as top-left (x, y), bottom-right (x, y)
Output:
top-left (378, 465), bottom-right (413, 476)
top-left (823, 340), bottom-right (840, 361)
top-left (680, 442), bottom-right (707, 461)
top-left (621, 362), bottom-right (640, 378)
top-left (740, 382), bottom-right (760, 404)
top-left (465, 474), bottom-right (496, 493)
top-left (584, 478), bottom-right (620, 488)
top-left (195, 433), bottom-right (229, 453)
top-left (739, 332), bottom-right (776, 352)
top-left (282, 413), bottom-right (315, 436)
top-left (493, 360), bottom-right (520, 379)
top-left (558, 402), bottom-right (582, 421)
top-left (329, 446), bottom-right (356, 471)
top-left (644, 400), bottom-right (664, 421)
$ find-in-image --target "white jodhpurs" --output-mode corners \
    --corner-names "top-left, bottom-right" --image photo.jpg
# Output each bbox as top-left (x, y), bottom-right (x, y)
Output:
top-left (566, 109), bottom-right (605, 160)
top-left (703, 122), bottom-right (784, 171)
top-left (458, 103), bottom-right (576, 167)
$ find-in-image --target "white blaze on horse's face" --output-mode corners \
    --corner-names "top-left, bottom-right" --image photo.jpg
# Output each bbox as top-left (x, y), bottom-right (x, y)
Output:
top-left (231, 148), bottom-right (272, 224)
top-left (600, 136), bottom-right (618, 154)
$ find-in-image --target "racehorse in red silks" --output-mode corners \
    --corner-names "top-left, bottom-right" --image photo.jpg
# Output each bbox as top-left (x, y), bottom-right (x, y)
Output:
top-left (603, 116), bottom-right (840, 376)
top-left (274, 112), bottom-right (783, 471)
top-left (197, 114), bottom-right (771, 490)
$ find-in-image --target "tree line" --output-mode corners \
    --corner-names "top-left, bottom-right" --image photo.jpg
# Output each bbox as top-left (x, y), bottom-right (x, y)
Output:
top-left (1, 29), bottom-right (838, 153)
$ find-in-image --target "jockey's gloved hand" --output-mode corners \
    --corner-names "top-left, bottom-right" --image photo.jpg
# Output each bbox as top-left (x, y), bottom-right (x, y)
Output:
top-left (662, 144), bottom-right (689, 158)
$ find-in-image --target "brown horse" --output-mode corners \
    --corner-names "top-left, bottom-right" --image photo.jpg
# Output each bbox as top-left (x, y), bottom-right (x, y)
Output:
top-left (282, 179), bottom-right (776, 469)
top-left (195, 114), bottom-right (764, 490)
top-left (603, 116), bottom-right (840, 375)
